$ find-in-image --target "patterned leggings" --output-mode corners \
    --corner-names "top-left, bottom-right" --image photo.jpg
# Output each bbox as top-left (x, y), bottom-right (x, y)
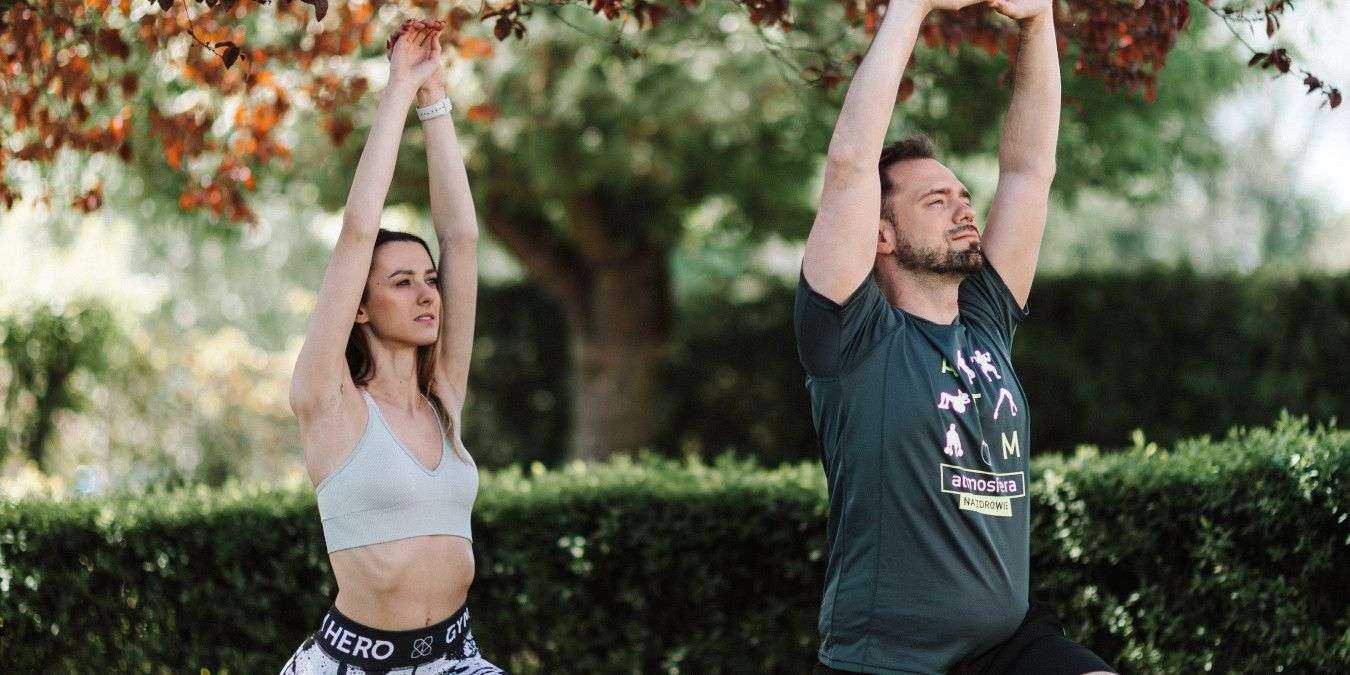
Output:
top-left (280, 634), bottom-right (505, 675)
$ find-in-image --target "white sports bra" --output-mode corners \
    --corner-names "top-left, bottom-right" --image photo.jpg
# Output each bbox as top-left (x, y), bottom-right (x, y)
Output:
top-left (315, 388), bottom-right (477, 553)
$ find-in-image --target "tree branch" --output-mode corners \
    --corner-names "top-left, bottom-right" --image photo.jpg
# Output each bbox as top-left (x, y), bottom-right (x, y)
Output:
top-left (481, 207), bottom-right (590, 322)
top-left (565, 193), bottom-right (620, 264)
top-left (1203, 0), bottom-right (1341, 108)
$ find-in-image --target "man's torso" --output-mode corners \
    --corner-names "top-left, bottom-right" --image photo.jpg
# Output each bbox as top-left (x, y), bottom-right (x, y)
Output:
top-left (796, 263), bottom-right (1032, 674)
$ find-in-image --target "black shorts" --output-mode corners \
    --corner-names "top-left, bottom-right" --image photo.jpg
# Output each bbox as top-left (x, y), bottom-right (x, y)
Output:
top-left (813, 601), bottom-right (1115, 675)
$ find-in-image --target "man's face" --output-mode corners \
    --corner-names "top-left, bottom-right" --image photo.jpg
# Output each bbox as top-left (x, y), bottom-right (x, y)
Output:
top-left (878, 158), bottom-right (983, 277)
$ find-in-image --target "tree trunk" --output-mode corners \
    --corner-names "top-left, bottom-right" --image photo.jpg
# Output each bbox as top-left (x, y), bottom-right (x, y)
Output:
top-left (566, 248), bottom-right (671, 461)
top-left (481, 184), bottom-right (675, 462)
top-left (26, 361), bottom-right (73, 472)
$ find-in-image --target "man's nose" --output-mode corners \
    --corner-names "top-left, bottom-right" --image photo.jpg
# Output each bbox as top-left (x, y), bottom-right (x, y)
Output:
top-left (955, 202), bottom-right (975, 225)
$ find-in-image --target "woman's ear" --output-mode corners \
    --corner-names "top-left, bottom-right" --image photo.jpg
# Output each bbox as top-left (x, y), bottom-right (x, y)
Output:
top-left (354, 304), bottom-right (370, 325)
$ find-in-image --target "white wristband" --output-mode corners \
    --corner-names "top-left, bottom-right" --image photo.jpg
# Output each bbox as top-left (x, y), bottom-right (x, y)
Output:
top-left (416, 97), bottom-right (453, 121)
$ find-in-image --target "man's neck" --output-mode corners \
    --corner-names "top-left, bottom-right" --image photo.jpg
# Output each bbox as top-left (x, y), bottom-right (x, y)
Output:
top-left (875, 264), bottom-right (964, 325)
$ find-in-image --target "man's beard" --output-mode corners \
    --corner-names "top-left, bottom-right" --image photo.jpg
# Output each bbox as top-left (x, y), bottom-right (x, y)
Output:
top-left (895, 240), bottom-right (984, 276)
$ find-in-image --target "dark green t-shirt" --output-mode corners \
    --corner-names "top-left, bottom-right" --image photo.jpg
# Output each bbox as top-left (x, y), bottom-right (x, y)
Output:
top-left (795, 263), bottom-right (1032, 675)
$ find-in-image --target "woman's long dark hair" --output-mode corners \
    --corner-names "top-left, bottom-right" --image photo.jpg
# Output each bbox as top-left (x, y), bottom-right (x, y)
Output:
top-left (345, 228), bottom-right (466, 461)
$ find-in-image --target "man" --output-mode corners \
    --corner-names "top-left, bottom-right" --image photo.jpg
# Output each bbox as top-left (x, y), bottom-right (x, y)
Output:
top-left (795, 0), bottom-right (1115, 673)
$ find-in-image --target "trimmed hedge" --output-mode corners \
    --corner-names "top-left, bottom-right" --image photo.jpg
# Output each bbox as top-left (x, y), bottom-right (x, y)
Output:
top-left (1, 417), bottom-right (1346, 673)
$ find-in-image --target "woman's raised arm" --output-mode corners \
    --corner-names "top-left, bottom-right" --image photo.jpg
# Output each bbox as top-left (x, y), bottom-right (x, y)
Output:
top-left (416, 30), bottom-right (479, 419)
top-left (289, 26), bottom-right (441, 417)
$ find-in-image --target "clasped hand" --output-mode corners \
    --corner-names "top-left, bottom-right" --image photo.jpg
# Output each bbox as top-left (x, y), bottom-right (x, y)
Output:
top-left (386, 18), bottom-right (447, 100)
top-left (925, 0), bottom-right (1051, 21)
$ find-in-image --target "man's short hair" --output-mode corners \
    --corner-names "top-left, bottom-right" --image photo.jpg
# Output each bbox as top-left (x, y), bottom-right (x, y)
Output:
top-left (879, 134), bottom-right (937, 222)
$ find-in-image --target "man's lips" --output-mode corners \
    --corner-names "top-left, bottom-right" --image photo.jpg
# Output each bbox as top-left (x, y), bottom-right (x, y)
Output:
top-left (950, 228), bottom-right (979, 241)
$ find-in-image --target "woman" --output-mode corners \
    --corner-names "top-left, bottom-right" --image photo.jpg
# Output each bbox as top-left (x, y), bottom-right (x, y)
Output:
top-left (281, 18), bottom-right (503, 675)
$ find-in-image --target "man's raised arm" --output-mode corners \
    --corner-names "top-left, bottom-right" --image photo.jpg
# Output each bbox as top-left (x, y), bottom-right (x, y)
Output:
top-left (804, 0), bottom-right (985, 303)
top-left (980, 0), bottom-right (1061, 307)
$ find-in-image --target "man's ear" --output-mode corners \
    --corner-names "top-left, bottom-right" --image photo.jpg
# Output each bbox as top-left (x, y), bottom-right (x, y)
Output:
top-left (876, 219), bottom-right (898, 255)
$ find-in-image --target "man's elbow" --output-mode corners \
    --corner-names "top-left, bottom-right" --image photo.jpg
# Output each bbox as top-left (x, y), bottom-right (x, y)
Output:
top-left (823, 149), bottom-right (875, 182)
top-left (999, 160), bottom-right (1057, 188)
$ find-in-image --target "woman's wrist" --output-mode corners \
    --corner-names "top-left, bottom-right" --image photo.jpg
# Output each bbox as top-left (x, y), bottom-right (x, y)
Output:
top-left (385, 78), bottom-right (421, 105)
top-left (417, 84), bottom-right (448, 108)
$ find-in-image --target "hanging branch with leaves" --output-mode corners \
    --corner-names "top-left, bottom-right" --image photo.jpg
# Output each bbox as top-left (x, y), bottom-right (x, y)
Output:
top-left (0, 0), bottom-right (1339, 223)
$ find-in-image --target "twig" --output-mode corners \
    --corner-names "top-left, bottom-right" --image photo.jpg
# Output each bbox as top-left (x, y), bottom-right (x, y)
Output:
top-left (1200, 0), bottom-right (1340, 108)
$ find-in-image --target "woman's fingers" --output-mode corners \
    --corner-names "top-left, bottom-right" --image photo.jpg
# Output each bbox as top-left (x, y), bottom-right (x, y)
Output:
top-left (386, 18), bottom-right (446, 57)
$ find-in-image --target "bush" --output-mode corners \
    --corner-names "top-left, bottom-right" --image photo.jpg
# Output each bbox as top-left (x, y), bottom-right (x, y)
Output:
top-left (1, 417), bottom-right (1346, 673)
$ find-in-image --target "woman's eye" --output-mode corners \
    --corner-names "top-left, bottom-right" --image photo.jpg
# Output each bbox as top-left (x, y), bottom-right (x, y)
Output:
top-left (428, 278), bottom-right (439, 286)
top-left (397, 280), bottom-right (410, 286)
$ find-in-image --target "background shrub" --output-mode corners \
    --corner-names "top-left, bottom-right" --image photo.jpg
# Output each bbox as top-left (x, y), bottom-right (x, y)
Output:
top-left (1, 417), bottom-right (1345, 673)
top-left (470, 270), bottom-right (1350, 466)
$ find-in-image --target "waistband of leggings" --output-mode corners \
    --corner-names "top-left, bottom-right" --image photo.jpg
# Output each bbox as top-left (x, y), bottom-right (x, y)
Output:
top-left (313, 604), bottom-right (470, 670)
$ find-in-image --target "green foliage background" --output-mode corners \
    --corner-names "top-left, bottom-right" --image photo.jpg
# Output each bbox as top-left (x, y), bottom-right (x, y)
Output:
top-left (471, 269), bottom-right (1350, 466)
top-left (6, 270), bottom-right (1347, 476)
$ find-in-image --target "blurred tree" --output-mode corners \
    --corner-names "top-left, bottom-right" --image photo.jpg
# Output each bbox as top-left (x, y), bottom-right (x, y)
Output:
top-left (312, 7), bottom-right (1253, 459)
top-left (0, 0), bottom-right (1320, 459)
top-left (0, 302), bottom-right (118, 469)
top-left (0, 0), bottom-right (1338, 219)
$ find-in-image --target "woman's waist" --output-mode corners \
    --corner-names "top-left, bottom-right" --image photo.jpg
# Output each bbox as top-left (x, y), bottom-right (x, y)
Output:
top-left (312, 602), bottom-right (476, 669)
top-left (330, 536), bottom-right (474, 629)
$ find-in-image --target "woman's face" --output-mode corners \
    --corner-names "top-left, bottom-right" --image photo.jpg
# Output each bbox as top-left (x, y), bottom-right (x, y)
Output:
top-left (356, 240), bottom-right (440, 347)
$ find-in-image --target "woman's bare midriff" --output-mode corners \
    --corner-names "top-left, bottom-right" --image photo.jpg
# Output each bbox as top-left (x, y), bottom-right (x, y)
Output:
top-left (330, 533), bottom-right (475, 630)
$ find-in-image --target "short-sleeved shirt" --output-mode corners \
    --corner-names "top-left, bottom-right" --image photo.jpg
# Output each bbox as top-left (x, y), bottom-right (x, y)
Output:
top-left (795, 262), bottom-right (1032, 675)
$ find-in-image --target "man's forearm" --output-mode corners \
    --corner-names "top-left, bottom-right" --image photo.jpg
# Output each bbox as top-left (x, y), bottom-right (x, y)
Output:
top-left (997, 14), bottom-right (1060, 178)
top-left (826, 0), bottom-right (930, 167)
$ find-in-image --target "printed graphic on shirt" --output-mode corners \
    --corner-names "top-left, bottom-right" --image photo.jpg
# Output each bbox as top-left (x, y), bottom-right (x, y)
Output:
top-left (993, 388), bottom-right (1019, 419)
top-left (955, 350), bottom-right (978, 384)
top-left (944, 423), bottom-right (965, 458)
top-left (1000, 430), bottom-right (1021, 460)
top-left (971, 350), bottom-right (1001, 382)
top-left (938, 390), bottom-right (973, 414)
top-left (941, 359), bottom-right (960, 381)
top-left (940, 464), bottom-right (1026, 517)
top-left (980, 440), bottom-right (992, 467)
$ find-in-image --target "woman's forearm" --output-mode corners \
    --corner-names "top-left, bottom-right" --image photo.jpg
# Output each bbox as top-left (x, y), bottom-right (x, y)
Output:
top-left (342, 81), bottom-right (419, 233)
top-left (422, 88), bottom-right (479, 244)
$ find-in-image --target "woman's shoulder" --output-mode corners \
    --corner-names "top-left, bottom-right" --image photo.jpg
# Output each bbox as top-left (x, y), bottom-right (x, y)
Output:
top-left (298, 384), bottom-right (372, 487)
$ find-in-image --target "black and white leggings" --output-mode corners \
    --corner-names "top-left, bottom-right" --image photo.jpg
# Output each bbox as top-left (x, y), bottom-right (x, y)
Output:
top-left (280, 605), bottom-right (505, 675)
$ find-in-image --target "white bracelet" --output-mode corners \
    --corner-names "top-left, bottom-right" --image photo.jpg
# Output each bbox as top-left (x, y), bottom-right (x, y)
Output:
top-left (416, 97), bottom-right (453, 121)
